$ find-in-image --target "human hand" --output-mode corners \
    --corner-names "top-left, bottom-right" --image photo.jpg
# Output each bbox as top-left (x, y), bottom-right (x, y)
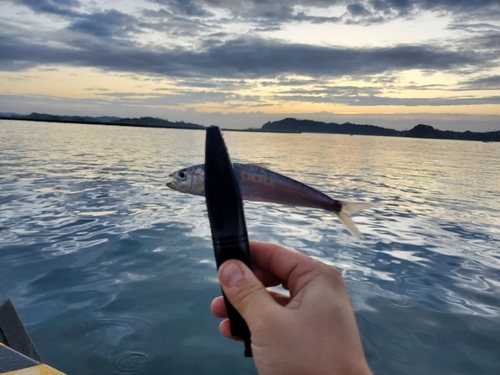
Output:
top-left (211, 241), bottom-right (372, 375)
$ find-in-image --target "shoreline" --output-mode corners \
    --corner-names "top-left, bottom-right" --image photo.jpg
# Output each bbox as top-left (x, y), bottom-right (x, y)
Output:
top-left (0, 116), bottom-right (497, 142)
top-left (0, 117), bottom-right (302, 134)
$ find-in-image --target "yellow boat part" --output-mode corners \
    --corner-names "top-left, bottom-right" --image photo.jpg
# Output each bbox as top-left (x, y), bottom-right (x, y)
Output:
top-left (1, 364), bottom-right (65, 375)
top-left (0, 343), bottom-right (65, 375)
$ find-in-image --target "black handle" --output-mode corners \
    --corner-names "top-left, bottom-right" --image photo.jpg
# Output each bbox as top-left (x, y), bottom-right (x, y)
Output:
top-left (204, 126), bottom-right (253, 357)
top-left (216, 239), bottom-right (252, 356)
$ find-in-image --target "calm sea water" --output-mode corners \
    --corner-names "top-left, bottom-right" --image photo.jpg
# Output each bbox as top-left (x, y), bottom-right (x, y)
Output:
top-left (1, 120), bottom-right (499, 375)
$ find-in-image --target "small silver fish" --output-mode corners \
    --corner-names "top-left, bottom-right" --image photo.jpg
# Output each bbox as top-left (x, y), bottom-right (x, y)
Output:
top-left (166, 163), bottom-right (373, 239)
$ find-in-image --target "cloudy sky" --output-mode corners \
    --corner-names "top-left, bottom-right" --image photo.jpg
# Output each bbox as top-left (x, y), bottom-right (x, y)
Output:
top-left (1, 0), bottom-right (499, 131)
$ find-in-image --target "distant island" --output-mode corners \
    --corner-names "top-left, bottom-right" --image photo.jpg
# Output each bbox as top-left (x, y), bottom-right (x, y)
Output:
top-left (0, 112), bottom-right (205, 130)
top-left (259, 118), bottom-right (500, 142)
top-left (0, 112), bottom-right (498, 142)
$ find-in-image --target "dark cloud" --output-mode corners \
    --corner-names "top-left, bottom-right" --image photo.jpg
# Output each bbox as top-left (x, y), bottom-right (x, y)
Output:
top-left (67, 10), bottom-right (139, 38)
top-left (341, 0), bottom-right (500, 25)
top-left (358, 0), bottom-right (499, 17)
top-left (147, 0), bottom-right (212, 17)
top-left (270, 92), bottom-right (500, 106)
top-left (141, 8), bottom-right (173, 18)
top-left (260, 78), bottom-right (320, 87)
top-left (0, 17), bottom-right (485, 79)
top-left (347, 3), bottom-right (371, 16)
top-left (10, 0), bottom-right (500, 29)
top-left (140, 10), bottom-right (216, 38)
top-left (460, 75), bottom-right (500, 90)
top-left (415, 0), bottom-right (499, 12)
top-left (277, 85), bottom-right (382, 96)
top-left (448, 22), bottom-right (500, 32)
top-left (369, 95), bottom-right (500, 106)
top-left (13, 0), bottom-right (80, 16)
top-left (142, 0), bottom-right (500, 25)
top-left (401, 83), bottom-right (448, 90)
top-left (474, 32), bottom-right (500, 50)
top-left (181, 38), bottom-right (480, 78)
top-left (171, 81), bottom-right (219, 88)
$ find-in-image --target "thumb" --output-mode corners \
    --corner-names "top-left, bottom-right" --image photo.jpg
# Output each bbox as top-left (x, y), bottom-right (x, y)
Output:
top-left (218, 260), bottom-right (276, 326)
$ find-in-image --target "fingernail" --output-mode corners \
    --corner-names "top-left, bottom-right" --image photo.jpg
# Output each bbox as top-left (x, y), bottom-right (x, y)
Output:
top-left (220, 263), bottom-right (243, 288)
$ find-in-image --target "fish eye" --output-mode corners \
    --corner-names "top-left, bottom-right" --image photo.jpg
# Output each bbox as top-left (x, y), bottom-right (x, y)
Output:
top-left (178, 171), bottom-right (187, 181)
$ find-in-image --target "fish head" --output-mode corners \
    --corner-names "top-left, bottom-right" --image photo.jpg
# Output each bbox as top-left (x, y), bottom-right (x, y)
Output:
top-left (166, 165), bottom-right (205, 196)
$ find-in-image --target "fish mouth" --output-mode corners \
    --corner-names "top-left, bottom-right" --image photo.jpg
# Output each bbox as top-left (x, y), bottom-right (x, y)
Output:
top-left (166, 175), bottom-right (173, 188)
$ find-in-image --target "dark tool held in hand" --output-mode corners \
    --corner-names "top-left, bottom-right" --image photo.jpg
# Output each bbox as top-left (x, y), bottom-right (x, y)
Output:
top-left (204, 126), bottom-right (253, 357)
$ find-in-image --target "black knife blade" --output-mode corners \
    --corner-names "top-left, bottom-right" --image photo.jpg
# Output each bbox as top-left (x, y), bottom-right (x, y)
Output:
top-left (204, 126), bottom-right (253, 357)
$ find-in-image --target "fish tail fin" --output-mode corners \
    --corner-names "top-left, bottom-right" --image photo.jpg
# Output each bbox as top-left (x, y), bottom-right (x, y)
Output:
top-left (336, 201), bottom-right (374, 240)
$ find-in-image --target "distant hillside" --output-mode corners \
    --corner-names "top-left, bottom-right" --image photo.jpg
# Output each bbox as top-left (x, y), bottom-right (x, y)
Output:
top-left (261, 118), bottom-right (499, 142)
top-left (112, 116), bottom-right (204, 129)
top-left (401, 124), bottom-right (500, 141)
top-left (1, 112), bottom-right (499, 141)
top-left (262, 118), bottom-right (399, 136)
top-left (0, 112), bottom-right (205, 130)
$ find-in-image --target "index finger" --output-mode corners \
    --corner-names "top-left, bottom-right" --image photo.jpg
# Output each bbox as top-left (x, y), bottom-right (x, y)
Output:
top-left (249, 241), bottom-right (323, 289)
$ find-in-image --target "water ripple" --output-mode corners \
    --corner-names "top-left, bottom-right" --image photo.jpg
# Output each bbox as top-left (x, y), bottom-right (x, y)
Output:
top-left (115, 352), bottom-right (150, 373)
